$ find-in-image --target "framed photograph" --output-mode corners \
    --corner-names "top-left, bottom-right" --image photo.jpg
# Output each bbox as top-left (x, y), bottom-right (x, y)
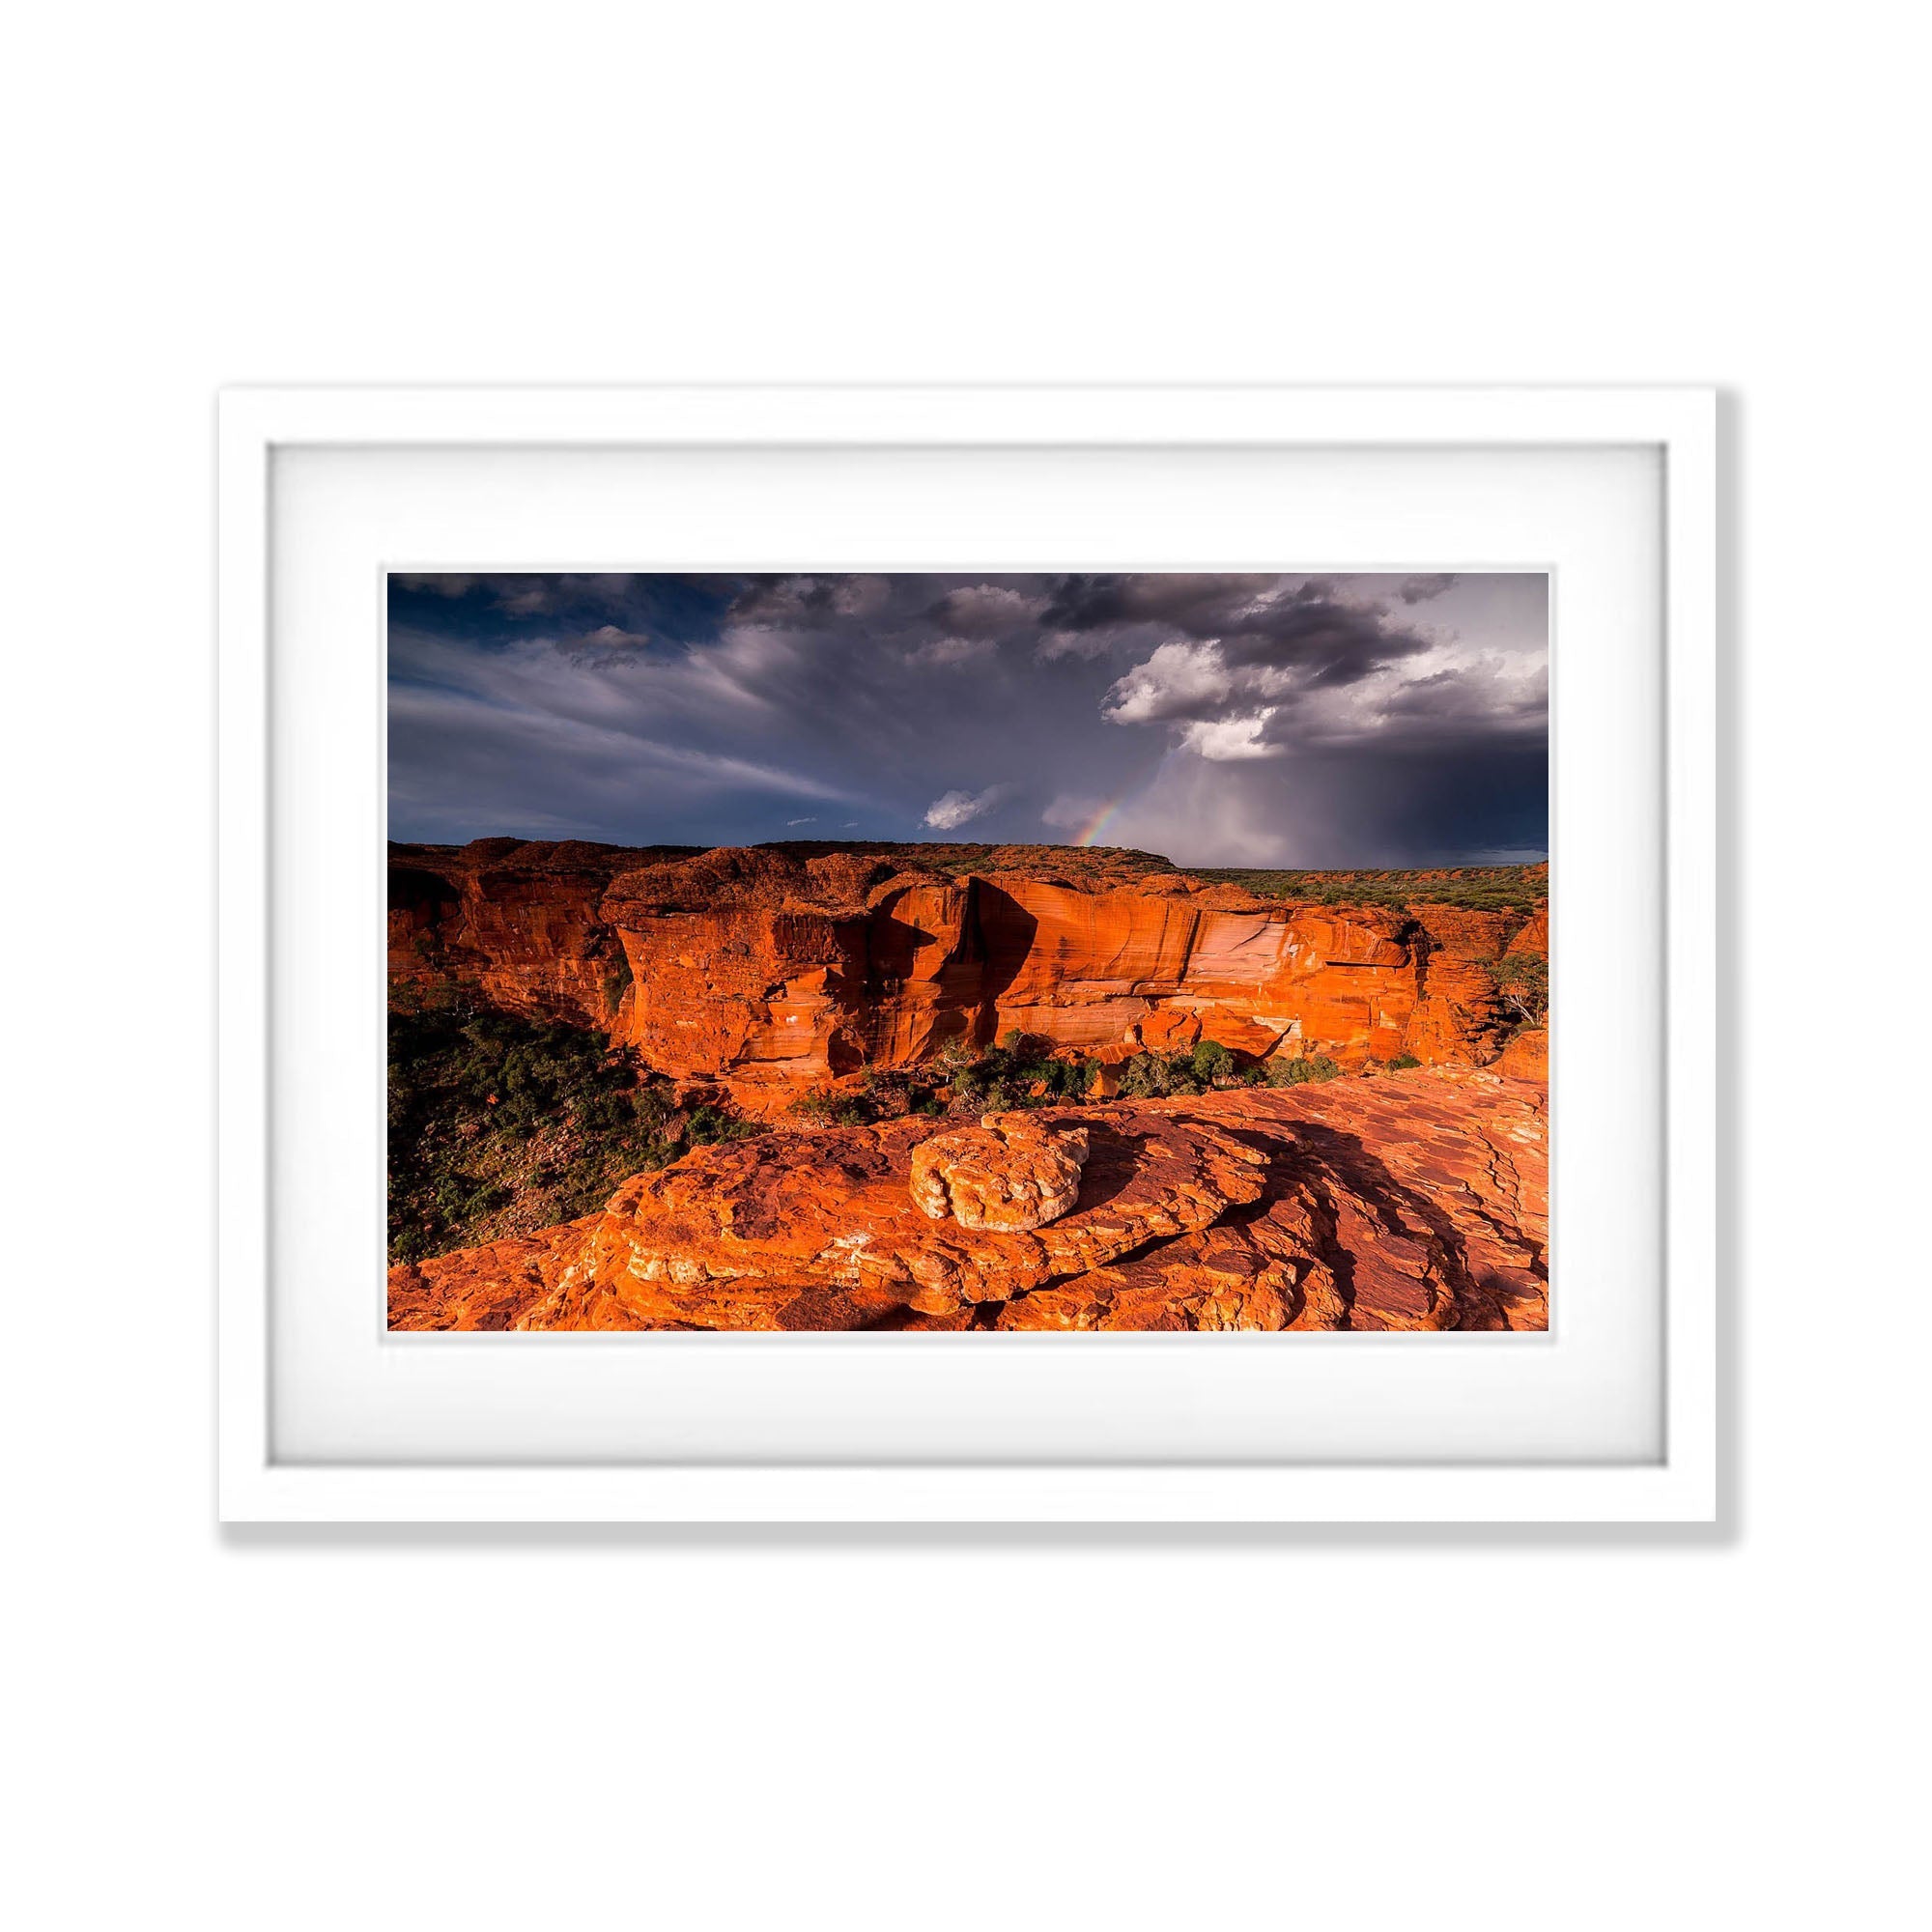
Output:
top-left (218, 385), bottom-right (1716, 1521)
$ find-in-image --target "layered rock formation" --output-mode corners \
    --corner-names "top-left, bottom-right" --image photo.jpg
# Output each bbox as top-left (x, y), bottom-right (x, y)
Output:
top-left (390, 838), bottom-right (1547, 1113)
top-left (388, 1067), bottom-right (1548, 1333)
top-left (389, 838), bottom-right (696, 1029)
top-left (910, 1115), bottom-right (1091, 1231)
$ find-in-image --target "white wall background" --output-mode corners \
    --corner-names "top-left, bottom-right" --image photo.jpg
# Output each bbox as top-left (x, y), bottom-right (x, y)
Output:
top-left (3, 5), bottom-right (1922, 1927)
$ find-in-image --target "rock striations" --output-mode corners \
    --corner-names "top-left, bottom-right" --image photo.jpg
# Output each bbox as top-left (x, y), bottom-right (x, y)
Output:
top-left (909, 1115), bottom-right (1092, 1232)
top-left (389, 1067), bottom-right (1548, 1333)
top-left (391, 838), bottom-right (1547, 1113)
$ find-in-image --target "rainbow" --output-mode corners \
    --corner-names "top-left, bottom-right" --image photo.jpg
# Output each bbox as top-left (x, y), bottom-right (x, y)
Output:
top-left (1071, 795), bottom-right (1130, 847)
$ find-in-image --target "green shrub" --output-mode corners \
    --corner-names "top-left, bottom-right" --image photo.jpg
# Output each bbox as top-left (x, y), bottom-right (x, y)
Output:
top-left (1115, 1047), bottom-right (1221, 1097)
top-left (1266, 1054), bottom-right (1344, 1087)
top-left (950, 1033), bottom-right (1094, 1110)
top-left (859, 1066), bottom-right (949, 1120)
top-left (1188, 864), bottom-right (1547, 916)
top-left (789, 1086), bottom-right (871, 1126)
top-left (1189, 1038), bottom-right (1233, 1083)
top-left (387, 1000), bottom-right (763, 1263)
top-left (931, 1033), bottom-right (979, 1075)
top-left (689, 1102), bottom-right (766, 1143)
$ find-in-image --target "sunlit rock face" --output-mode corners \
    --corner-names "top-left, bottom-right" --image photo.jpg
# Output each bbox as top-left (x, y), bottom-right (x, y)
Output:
top-left (389, 840), bottom-right (1546, 1113)
top-left (387, 1070), bottom-right (1548, 1334)
top-left (388, 838), bottom-right (690, 1030)
top-left (909, 1115), bottom-right (1091, 1232)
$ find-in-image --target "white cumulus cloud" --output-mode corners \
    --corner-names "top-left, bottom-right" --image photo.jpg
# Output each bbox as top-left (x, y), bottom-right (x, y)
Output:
top-left (923, 785), bottom-right (1004, 831)
top-left (1101, 640), bottom-right (1232, 724)
top-left (1178, 709), bottom-right (1282, 760)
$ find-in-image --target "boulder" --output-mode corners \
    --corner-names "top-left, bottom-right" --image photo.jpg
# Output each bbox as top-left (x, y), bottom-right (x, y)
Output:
top-left (909, 1114), bottom-right (1090, 1231)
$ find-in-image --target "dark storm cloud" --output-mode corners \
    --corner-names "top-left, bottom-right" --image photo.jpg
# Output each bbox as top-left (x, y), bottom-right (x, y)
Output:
top-left (1397, 573), bottom-right (1459, 604)
top-left (1221, 589), bottom-right (1435, 686)
top-left (924, 583), bottom-right (1048, 637)
top-left (387, 571), bottom-right (1548, 866)
top-left (1040, 573), bottom-right (1283, 635)
top-left (1049, 574), bottom-right (1435, 694)
top-left (1138, 736), bottom-right (1550, 868)
top-left (728, 576), bottom-right (848, 627)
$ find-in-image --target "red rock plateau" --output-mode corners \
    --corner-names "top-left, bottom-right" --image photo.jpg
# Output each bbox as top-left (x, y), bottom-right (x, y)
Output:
top-left (390, 838), bottom-right (1548, 1115)
top-left (388, 1068), bottom-right (1548, 1332)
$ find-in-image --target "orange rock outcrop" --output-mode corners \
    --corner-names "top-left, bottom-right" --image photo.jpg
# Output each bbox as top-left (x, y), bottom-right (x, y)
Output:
top-left (390, 839), bottom-right (1547, 1113)
top-left (389, 1067), bottom-right (1548, 1333)
top-left (909, 1115), bottom-right (1091, 1231)
top-left (1496, 1025), bottom-right (1549, 1082)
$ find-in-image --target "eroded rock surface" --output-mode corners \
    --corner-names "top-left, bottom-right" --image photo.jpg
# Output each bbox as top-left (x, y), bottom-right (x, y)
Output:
top-left (909, 1115), bottom-right (1090, 1231)
top-left (390, 1069), bottom-right (1547, 1333)
top-left (390, 838), bottom-right (1547, 1112)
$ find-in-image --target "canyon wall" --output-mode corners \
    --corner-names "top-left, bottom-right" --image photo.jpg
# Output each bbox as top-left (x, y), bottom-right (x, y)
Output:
top-left (390, 838), bottom-right (1546, 1113)
top-left (388, 838), bottom-right (696, 1028)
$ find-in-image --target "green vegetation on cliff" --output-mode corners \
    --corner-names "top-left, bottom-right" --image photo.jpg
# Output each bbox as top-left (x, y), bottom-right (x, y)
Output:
top-left (1190, 863), bottom-right (1547, 914)
top-left (387, 1001), bottom-right (760, 1263)
top-left (1478, 952), bottom-right (1550, 1038)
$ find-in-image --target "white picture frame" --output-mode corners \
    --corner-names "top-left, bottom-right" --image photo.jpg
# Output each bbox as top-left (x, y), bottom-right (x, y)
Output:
top-left (218, 384), bottom-right (1716, 1523)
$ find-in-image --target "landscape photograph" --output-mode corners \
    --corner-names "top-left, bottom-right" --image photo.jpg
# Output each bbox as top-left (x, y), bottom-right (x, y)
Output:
top-left (386, 570), bottom-right (1549, 1332)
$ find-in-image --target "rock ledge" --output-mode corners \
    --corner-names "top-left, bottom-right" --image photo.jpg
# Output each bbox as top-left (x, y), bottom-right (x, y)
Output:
top-left (390, 1070), bottom-right (1548, 1333)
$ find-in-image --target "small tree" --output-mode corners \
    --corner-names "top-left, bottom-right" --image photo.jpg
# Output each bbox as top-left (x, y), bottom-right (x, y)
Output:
top-left (1481, 953), bottom-right (1549, 1032)
top-left (931, 1032), bottom-right (978, 1075)
top-left (1118, 1050), bottom-right (1192, 1098)
top-left (1189, 1038), bottom-right (1233, 1084)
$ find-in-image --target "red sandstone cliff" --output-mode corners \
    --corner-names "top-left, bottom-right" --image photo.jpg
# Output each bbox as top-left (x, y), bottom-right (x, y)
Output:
top-left (389, 1068), bottom-right (1548, 1333)
top-left (389, 838), bottom-right (697, 1028)
top-left (390, 838), bottom-right (1546, 1112)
